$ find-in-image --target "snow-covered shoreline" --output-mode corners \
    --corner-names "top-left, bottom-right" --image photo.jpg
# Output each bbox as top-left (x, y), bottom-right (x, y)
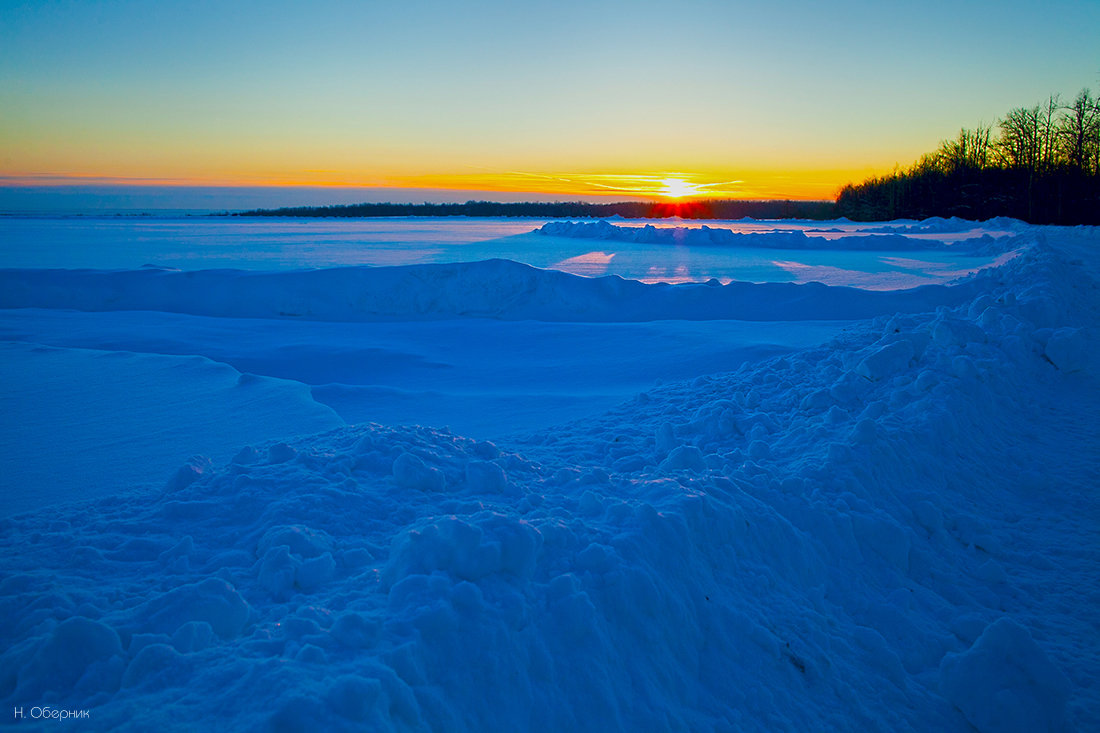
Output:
top-left (0, 219), bottom-right (1096, 731)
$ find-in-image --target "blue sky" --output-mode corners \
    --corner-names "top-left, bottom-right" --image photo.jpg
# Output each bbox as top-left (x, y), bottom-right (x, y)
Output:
top-left (1, 0), bottom-right (1097, 206)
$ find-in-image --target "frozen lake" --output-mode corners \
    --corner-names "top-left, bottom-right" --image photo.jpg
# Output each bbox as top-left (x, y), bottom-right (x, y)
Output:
top-left (0, 215), bottom-right (1011, 288)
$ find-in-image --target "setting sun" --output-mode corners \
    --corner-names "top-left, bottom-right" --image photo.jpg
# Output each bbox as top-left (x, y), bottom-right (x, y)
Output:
top-left (659, 178), bottom-right (699, 198)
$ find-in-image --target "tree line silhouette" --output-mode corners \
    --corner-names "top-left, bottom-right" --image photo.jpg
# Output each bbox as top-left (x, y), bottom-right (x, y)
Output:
top-left (237, 198), bottom-right (837, 220)
top-left (836, 88), bottom-right (1100, 224)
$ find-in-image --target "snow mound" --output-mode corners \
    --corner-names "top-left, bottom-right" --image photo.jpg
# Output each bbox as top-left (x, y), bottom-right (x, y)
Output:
top-left (940, 617), bottom-right (1071, 733)
top-left (1044, 327), bottom-right (1092, 373)
top-left (0, 258), bottom-right (993, 323)
top-left (860, 216), bottom-right (1026, 234)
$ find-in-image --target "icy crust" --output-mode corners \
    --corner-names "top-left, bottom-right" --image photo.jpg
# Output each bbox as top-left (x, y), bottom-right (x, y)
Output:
top-left (535, 219), bottom-right (1012, 251)
top-left (1, 235), bottom-right (1097, 731)
top-left (0, 343), bottom-right (344, 517)
top-left (0, 258), bottom-right (994, 323)
top-left (856, 216), bottom-right (1026, 235)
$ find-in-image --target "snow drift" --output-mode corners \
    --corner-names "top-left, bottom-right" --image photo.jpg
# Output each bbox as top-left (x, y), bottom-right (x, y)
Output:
top-left (0, 258), bottom-right (999, 323)
top-left (0, 220), bottom-right (1096, 732)
top-left (535, 219), bottom-right (1010, 252)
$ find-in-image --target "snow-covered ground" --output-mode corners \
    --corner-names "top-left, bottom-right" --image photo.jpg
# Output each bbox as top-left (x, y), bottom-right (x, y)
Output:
top-left (0, 216), bottom-right (1096, 731)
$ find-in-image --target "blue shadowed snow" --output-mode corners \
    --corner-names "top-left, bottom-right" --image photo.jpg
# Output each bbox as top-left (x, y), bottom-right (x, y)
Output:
top-left (0, 215), bottom-right (1018, 288)
top-left (0, 309), bottom-right (853, 443)
top-left (0, 342), bottom-right (342, 517)
top-left (0, 217), bottom-right (1096, 732)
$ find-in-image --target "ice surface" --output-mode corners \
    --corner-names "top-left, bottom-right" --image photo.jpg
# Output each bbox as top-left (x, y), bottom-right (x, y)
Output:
top-left (0, 217), bottom-right (1096, 732)
top-left (535, 219), bottom-right (1022, 285)
top-left (0, 215), bottom-right (1017, 288)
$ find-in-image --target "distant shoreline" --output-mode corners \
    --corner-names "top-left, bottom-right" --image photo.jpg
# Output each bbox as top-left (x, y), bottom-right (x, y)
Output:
top-left (236, 199), bottom-right (838, 220)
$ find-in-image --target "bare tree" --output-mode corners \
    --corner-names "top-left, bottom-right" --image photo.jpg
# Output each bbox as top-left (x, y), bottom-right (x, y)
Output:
top-left (1059, 89), bottom-right (1100, 172)
top-left (1092, 91), bottom-right (1100, 174)
top-left (1039, 94), bottom-right (1061, 171)
top-left (998, 105), bottom-right (1042, 170)
top-left (939, 125), bottom-right (993, 171)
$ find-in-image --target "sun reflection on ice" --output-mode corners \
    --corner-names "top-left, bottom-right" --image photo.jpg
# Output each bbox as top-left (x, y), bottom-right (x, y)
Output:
top-left (551, 251), bottom-right (616, 276)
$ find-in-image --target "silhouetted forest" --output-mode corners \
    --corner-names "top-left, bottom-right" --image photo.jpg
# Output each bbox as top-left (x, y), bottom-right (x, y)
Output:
top-left (837, 88), bottom-right (1100, 224)
top-left (237, 198), bottom-right (837, 220)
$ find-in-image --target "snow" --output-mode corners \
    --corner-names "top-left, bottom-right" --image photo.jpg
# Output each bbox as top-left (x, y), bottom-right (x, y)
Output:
top-left (0, 215), bottom-right (1018, 287)
top-left (536, 219), bottom-right (979, 249)
top-left (0, 258), bottom-right (999, 322)
top-left (0, 342), bottom-right (342, 517)
top-left (1043, 327), bottom-right (1091, 373)
top-left (940, 617), bottom-right (1071, 733)
top-left (0, 216), bottom-right (1097, 731)
top-left (0, 309), bottom-right (853, 475)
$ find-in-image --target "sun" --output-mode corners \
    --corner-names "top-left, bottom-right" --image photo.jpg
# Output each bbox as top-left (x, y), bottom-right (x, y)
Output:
top-left (659, 177), bottom-right (699, 198)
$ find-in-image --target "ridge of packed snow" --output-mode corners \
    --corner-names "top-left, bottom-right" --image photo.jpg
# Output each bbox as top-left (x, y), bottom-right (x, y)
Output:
top-left (0, 257), bottom-right (1005, 323)
top-left (857, 216), bottom-right (1027, 235)
top-left (535, 219), bottom-right (1012, 252)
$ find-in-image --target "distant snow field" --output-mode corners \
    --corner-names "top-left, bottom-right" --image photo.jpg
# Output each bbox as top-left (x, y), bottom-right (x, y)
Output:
top-left (0, 214), bottom-right (1015, 287)
top-left (0, 216), bottom-right (1096, 732)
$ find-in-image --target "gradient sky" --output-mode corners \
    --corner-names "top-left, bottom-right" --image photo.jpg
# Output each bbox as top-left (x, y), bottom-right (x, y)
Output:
top-left (2, 0), bottom-right (1098, 203)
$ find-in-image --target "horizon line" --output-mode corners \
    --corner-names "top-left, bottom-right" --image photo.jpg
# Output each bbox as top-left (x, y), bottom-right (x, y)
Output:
top-left (0, 173), bottom-right (848, 203)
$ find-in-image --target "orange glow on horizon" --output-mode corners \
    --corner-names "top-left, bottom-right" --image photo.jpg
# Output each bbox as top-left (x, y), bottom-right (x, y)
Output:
top-left (0, 166), bottom-right (885, 202)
